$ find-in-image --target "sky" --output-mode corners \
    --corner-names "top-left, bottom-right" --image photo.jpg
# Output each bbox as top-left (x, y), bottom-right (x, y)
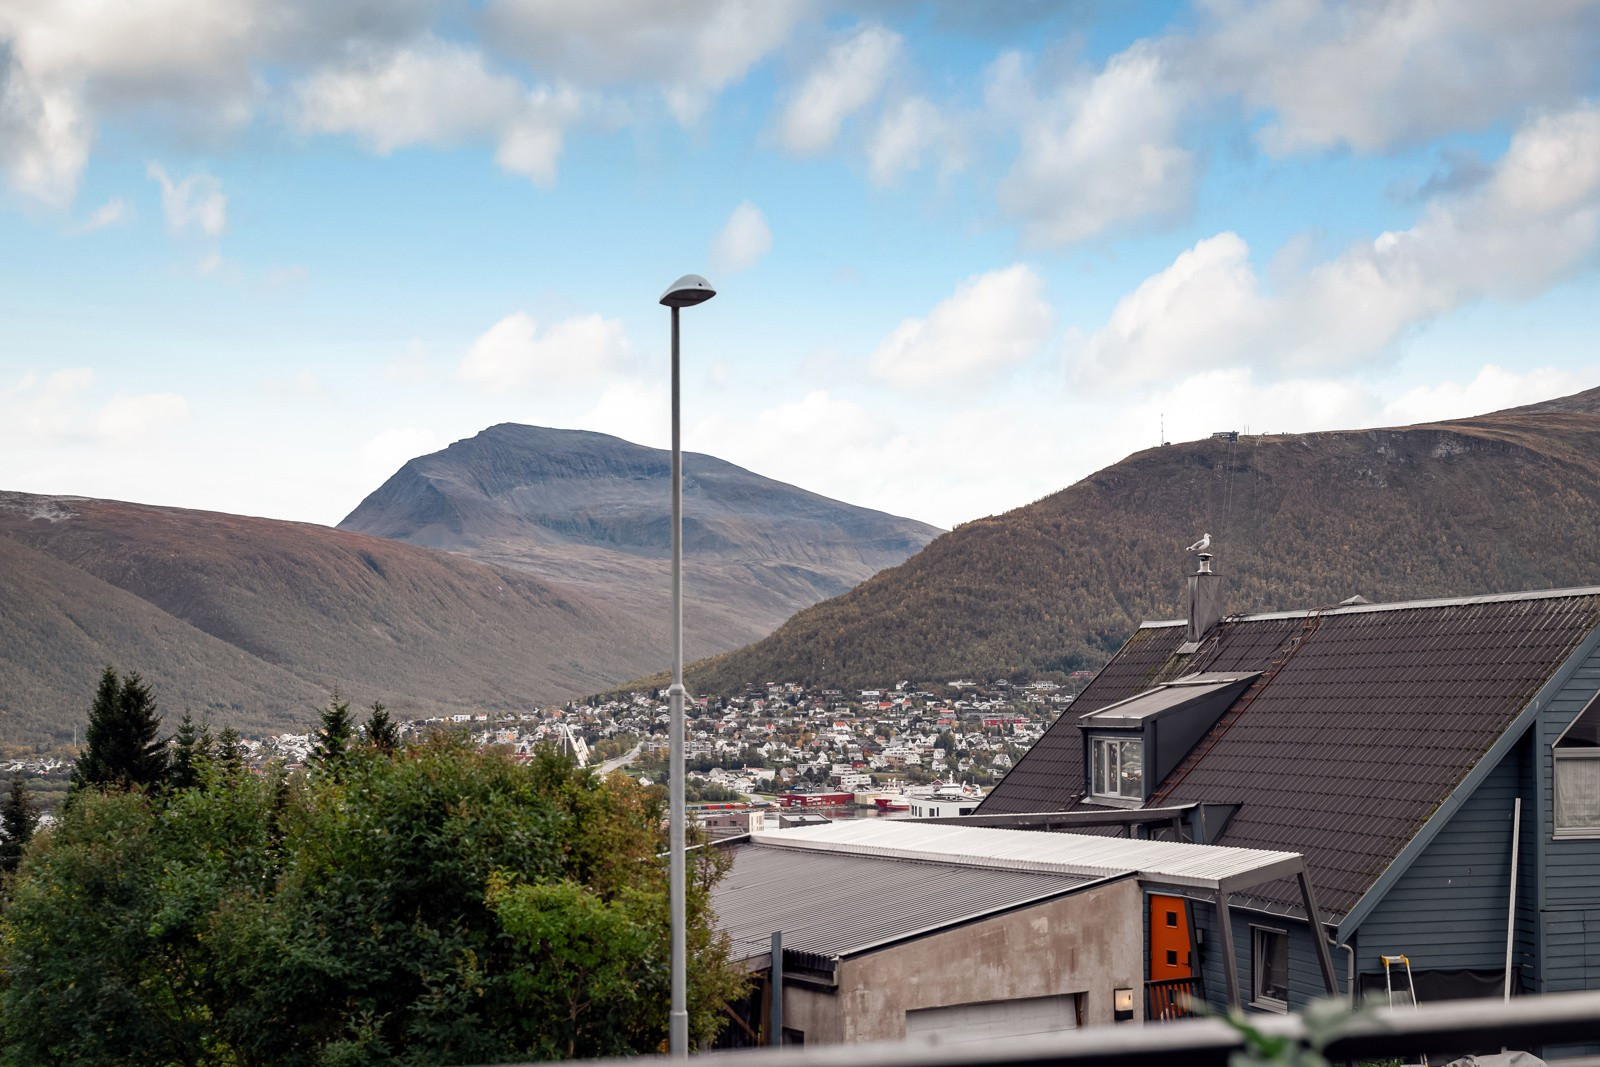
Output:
top-left (2, 1), bottom-right (1599, 532)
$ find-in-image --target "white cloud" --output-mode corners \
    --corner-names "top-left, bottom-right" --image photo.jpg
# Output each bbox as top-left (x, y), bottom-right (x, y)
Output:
top-left (867, 95), bottom-right (956, 186)
top-left (1077, 104), bottom-right (1600, 386)
top-left (482, 0), bottom-right (806, 124)
top-left (457, 311), bottom-right (632, 391)
top-left (358, 426), bottom-right (444, 479)
top-left (74, 195), bottom-right (128, 232)
top-left (777, 24), bottom-right (901, 155)
top-left (1194, 0), bottom-right (1600, 154)
top-left (294, 39), bottom-right (581, 185)
top-left (0, 0), bottom-right (435, 205)
top-left (94, 392), bottom-right (189, 443)
top-left (1, 367), bottom-right (96, 438)
top-left (996, 41), bottom-right (1192, 247)
top-left (147, 163), bottom-right (226, 235)
top-left (871, 264), bottom-right (1055, 390)
top-left (1380, 365), bottom-right (1592, 427)
top-left (710, 200), bottom-right (772, 273)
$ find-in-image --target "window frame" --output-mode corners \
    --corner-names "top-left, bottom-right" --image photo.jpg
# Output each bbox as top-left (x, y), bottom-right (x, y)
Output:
top-left (1250, 926), bottom-right (1290, 1013)
top-left (1088, 734), bottom-right (1144, 802)
top-left (1553, 747), bottom-right (1600, 838)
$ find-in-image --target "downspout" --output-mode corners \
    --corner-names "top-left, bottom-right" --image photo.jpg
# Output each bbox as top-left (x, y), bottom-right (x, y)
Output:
top-left (1505, 797), bottom-right (1522, 1001)
top-left (1339, 941), bottom-right (1357, 1007)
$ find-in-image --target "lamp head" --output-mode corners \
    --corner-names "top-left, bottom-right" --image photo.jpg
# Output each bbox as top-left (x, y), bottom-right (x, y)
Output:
top-left (660, 274), bottom-right (716, 308)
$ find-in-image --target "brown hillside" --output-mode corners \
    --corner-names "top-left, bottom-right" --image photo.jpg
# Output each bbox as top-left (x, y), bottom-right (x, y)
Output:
top-left (686, 391), bottom-right (1600, 694)
top-left (0, 492), bottom-right (665, 741)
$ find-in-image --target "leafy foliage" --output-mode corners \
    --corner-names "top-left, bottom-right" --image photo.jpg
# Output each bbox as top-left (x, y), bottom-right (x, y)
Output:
top-left (0, 735), bottom-right (745, 1065)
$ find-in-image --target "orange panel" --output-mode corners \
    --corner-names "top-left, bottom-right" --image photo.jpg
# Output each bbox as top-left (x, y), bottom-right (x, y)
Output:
top-left (1148, 894), bottom-right (1194, 981)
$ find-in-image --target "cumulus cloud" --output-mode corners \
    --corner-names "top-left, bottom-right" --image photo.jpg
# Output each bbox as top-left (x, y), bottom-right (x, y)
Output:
top-left (148, 163), bottom-right (226, 235)
top-left (871, 264), bottom-right (1055, 390)
top-left (457, 311), bottom-right (632, 391)
top-left (482, 0), bottom-right (806, 124)
top-left (866, 95), bottom-right (959, 186)
top-left (294, 40), bottom-right (581, 185)
top-left (777, 24), bottom-right (901, 155)
top-left (71, 195), bottom-right (129, 232)
top-left (1193, 0), bottom-right (1600, 155)
top-left (710, 200), bottom-right (772, 273)
top-left (1380, 365), bottom-right (1592, 427)
top-left (0, 0), bottom-right (436, 205)
top-left (1077, 104), bottom-right (1600, 386)
top-left (359, 426), bottom-right (444, 477)
top-left (995, 42), bottom-right (1192, 247)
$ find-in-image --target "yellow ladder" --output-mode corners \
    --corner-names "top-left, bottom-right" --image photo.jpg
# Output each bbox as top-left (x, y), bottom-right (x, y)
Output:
top-left (1380, 955), bottom-right (1426, 1067)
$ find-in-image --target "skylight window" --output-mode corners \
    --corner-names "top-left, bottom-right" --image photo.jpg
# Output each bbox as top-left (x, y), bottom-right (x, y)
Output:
top-left (1090, 736), bottom-right (1142, 800)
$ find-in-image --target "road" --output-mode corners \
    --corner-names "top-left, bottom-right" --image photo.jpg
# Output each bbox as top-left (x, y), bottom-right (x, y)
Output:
top-left (594, 741), bottom-right (642, 776)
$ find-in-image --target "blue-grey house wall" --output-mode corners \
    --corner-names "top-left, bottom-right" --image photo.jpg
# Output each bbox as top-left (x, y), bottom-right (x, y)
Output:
top-left (1189, 900), bottom-right (1335, 1015)
top-left (1353, 736), bottom-right (1537, 987)
top-left (1533, 643), bottom-right (1600, 994)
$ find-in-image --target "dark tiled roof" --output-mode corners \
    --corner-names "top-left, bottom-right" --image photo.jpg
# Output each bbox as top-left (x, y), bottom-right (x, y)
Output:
top-left (979, 589), bottom-right (1600, 916)
top-left (711, 840), bottom-right (1102, 962)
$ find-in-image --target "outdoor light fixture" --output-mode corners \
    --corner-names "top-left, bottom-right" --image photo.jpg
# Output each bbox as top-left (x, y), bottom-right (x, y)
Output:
top-left (1114, 987), bottom-right (1135, 1022)
top-left (661, 273), bottom-right (716, 1059)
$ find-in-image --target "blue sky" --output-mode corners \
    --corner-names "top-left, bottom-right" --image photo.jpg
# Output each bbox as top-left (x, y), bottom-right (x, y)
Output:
top-left (3, 1), bottom-right (1599, 531)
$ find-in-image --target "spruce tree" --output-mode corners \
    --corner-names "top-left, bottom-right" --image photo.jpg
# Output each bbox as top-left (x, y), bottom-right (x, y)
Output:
top-left (0, 776), bottom-right (39, 875)
top-left (216, 727), bottom-right (245, 780)
top-left (168, 710), bottom-right (214, 791)
top-left (310, 693), bottom-right (356, 776)
top-left (365, 701), bottom-right (401, 756)
top-left (71, 667), bottom-right (169, 794)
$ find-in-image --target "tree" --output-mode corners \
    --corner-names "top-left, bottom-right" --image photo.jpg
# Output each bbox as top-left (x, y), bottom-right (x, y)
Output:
top-left (309, 692), bottom-right (356, 776)
top-left (168, 710), bottom-right (214, 791)
top-left (363, 700), bottom-right (400, 755)
top-left (71, 666), bottom-right (169, 795)
top-left (0, 776), bottom-right (40, 875)
top-left (215, 726), bottom-right (245, 780)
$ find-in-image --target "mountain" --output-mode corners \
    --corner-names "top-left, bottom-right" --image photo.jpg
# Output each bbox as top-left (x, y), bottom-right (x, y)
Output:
top-left (685, 387), bottom-right (1600, 694)
top-left (0, 492), bottom-right (658, 741)
top-left (338, 424), bottom-right (942, 661)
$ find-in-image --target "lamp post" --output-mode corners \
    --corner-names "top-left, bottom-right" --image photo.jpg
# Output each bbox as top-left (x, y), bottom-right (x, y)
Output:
top-left (660, 273), bottom-right (715, 1058)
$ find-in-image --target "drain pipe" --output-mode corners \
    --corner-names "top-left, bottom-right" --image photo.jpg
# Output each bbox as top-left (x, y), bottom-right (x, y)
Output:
top-left (1504, 797), bottom-right (1522, 1001)
top-left (1338, 941), bottom-right (1357, 1007)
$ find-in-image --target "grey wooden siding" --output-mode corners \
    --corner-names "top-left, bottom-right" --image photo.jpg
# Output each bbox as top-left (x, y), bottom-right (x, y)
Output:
top-left (1190, 901), bottom-right (1336, 1015)
top-left (1356, 739), bottom-right (1535, 981)
top-left (1536, 643), bottom-right (1600, 995)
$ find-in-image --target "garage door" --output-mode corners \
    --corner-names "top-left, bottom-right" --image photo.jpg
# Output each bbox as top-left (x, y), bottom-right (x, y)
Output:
top-left (904, 994), bottom-right (1079, 1044)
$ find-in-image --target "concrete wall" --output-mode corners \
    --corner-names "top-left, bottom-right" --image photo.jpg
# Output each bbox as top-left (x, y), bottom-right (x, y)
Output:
top-left (779, 876), bottom-right (1144, 1044)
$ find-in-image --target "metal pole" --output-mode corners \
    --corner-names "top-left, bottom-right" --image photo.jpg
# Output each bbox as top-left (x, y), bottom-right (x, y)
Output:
top-left (770, 931), bottom-right (783, 1046)
top-left (1504, 797), bottom-right (1522, 1001)
top-left (669, 304), bottom-right (688, 1057)
top-left (1216, 893), bottom-right (1241, 1010)
top-left (1295, 868), bottom-right (1340, 997)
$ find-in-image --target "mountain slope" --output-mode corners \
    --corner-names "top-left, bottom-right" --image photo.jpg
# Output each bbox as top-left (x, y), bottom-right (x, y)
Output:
top-left (686, 387), bottom-right (1600, 693)
top-left (339, 424), bottom-right (942, 660)
top-left (0, 492), bottom-right (661, 741)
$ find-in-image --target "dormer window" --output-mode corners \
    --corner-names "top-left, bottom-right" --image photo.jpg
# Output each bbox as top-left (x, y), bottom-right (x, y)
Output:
top-left (1091, 736), bottom-right (1143, 800)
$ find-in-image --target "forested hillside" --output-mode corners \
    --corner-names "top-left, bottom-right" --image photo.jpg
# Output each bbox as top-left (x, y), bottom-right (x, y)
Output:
top-left (687, 389), bottom-right (1600, 694)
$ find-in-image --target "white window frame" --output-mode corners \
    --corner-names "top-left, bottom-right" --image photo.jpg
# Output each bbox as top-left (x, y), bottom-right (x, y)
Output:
top-left (1554, 748), bottom-right (1600, 838)
top-left (1250, 926), bottom-right (1289, 1012)
top-left (1089, 735), bottom-right (1143, 801)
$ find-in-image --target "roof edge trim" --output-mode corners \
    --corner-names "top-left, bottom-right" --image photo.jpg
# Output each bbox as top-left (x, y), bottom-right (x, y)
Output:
top-left (1229, 585), bottom-right (1600, 624)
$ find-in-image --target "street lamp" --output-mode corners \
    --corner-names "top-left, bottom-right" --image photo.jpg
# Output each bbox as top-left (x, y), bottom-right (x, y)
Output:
top-left (660, 272), bottom-right (715, 1059)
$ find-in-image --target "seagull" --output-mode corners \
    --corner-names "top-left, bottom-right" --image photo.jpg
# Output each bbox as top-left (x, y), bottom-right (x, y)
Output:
top-left (1186, 533), bottom-right (1212, 553)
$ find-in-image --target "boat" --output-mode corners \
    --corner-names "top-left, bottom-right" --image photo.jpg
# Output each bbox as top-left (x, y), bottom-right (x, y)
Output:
top-left (778, 790), bottom-right (855, 808)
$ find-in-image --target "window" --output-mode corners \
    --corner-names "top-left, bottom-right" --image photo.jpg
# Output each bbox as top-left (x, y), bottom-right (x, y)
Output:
top-left (1090, 736), bottom-right (1143, 800)
top-left (1252, 927), bottom-right (1289, 1010)
top-left (1555, 694), bottom-right (1600, 835)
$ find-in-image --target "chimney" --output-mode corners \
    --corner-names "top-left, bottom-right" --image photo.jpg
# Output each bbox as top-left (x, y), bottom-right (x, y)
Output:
top-left (1183, 551), bottom-right (1225, 650)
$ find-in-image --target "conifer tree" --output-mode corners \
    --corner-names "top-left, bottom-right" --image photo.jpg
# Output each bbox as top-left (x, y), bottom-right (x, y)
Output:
top-left (71, 667), bottom-right (169, 794)
top-left (168, 711), bottom-right (214, 791)
top-left (0, 777), bottom-right (39, 875)
top-left (216, 727), bottom-right (245, 780)
top-left (365, 701), bottom-right (401, 756)
top-left (310, 692), bottom-right (356, 777)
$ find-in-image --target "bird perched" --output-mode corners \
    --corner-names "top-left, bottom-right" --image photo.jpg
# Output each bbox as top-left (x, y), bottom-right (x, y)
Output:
top-left (1186, 533), bottom-right (1212, 553)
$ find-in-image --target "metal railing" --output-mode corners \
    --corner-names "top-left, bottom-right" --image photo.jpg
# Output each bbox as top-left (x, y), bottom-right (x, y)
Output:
top-left (490, 989), bottom-right (1600, 1067)
top-left (1145, 976), bottom-right (1205, 1022)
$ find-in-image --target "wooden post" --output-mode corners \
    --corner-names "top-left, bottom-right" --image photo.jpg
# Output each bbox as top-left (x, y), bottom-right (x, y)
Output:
top-left (1296, 869), bottom-right (1340, 997)
top-left (1216, 893), bottom-right (1241, 1009)
top-left (770, 931), bottom-right (783, 1046)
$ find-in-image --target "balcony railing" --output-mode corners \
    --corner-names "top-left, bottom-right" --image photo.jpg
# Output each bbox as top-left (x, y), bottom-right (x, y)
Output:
top-left (1145, 976), bottom-right (1204, 1022)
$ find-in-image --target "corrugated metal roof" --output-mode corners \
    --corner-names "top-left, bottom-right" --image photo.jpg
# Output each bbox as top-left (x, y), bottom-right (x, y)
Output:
top-left (750, 820), bottom-right (1303, 891)
top-left (1082, 673), bottom-right (1257, 724)
top-left (712, 841), bottom-right (1109, 963)
top-left (979, 586), bottom-right (1600, 916)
